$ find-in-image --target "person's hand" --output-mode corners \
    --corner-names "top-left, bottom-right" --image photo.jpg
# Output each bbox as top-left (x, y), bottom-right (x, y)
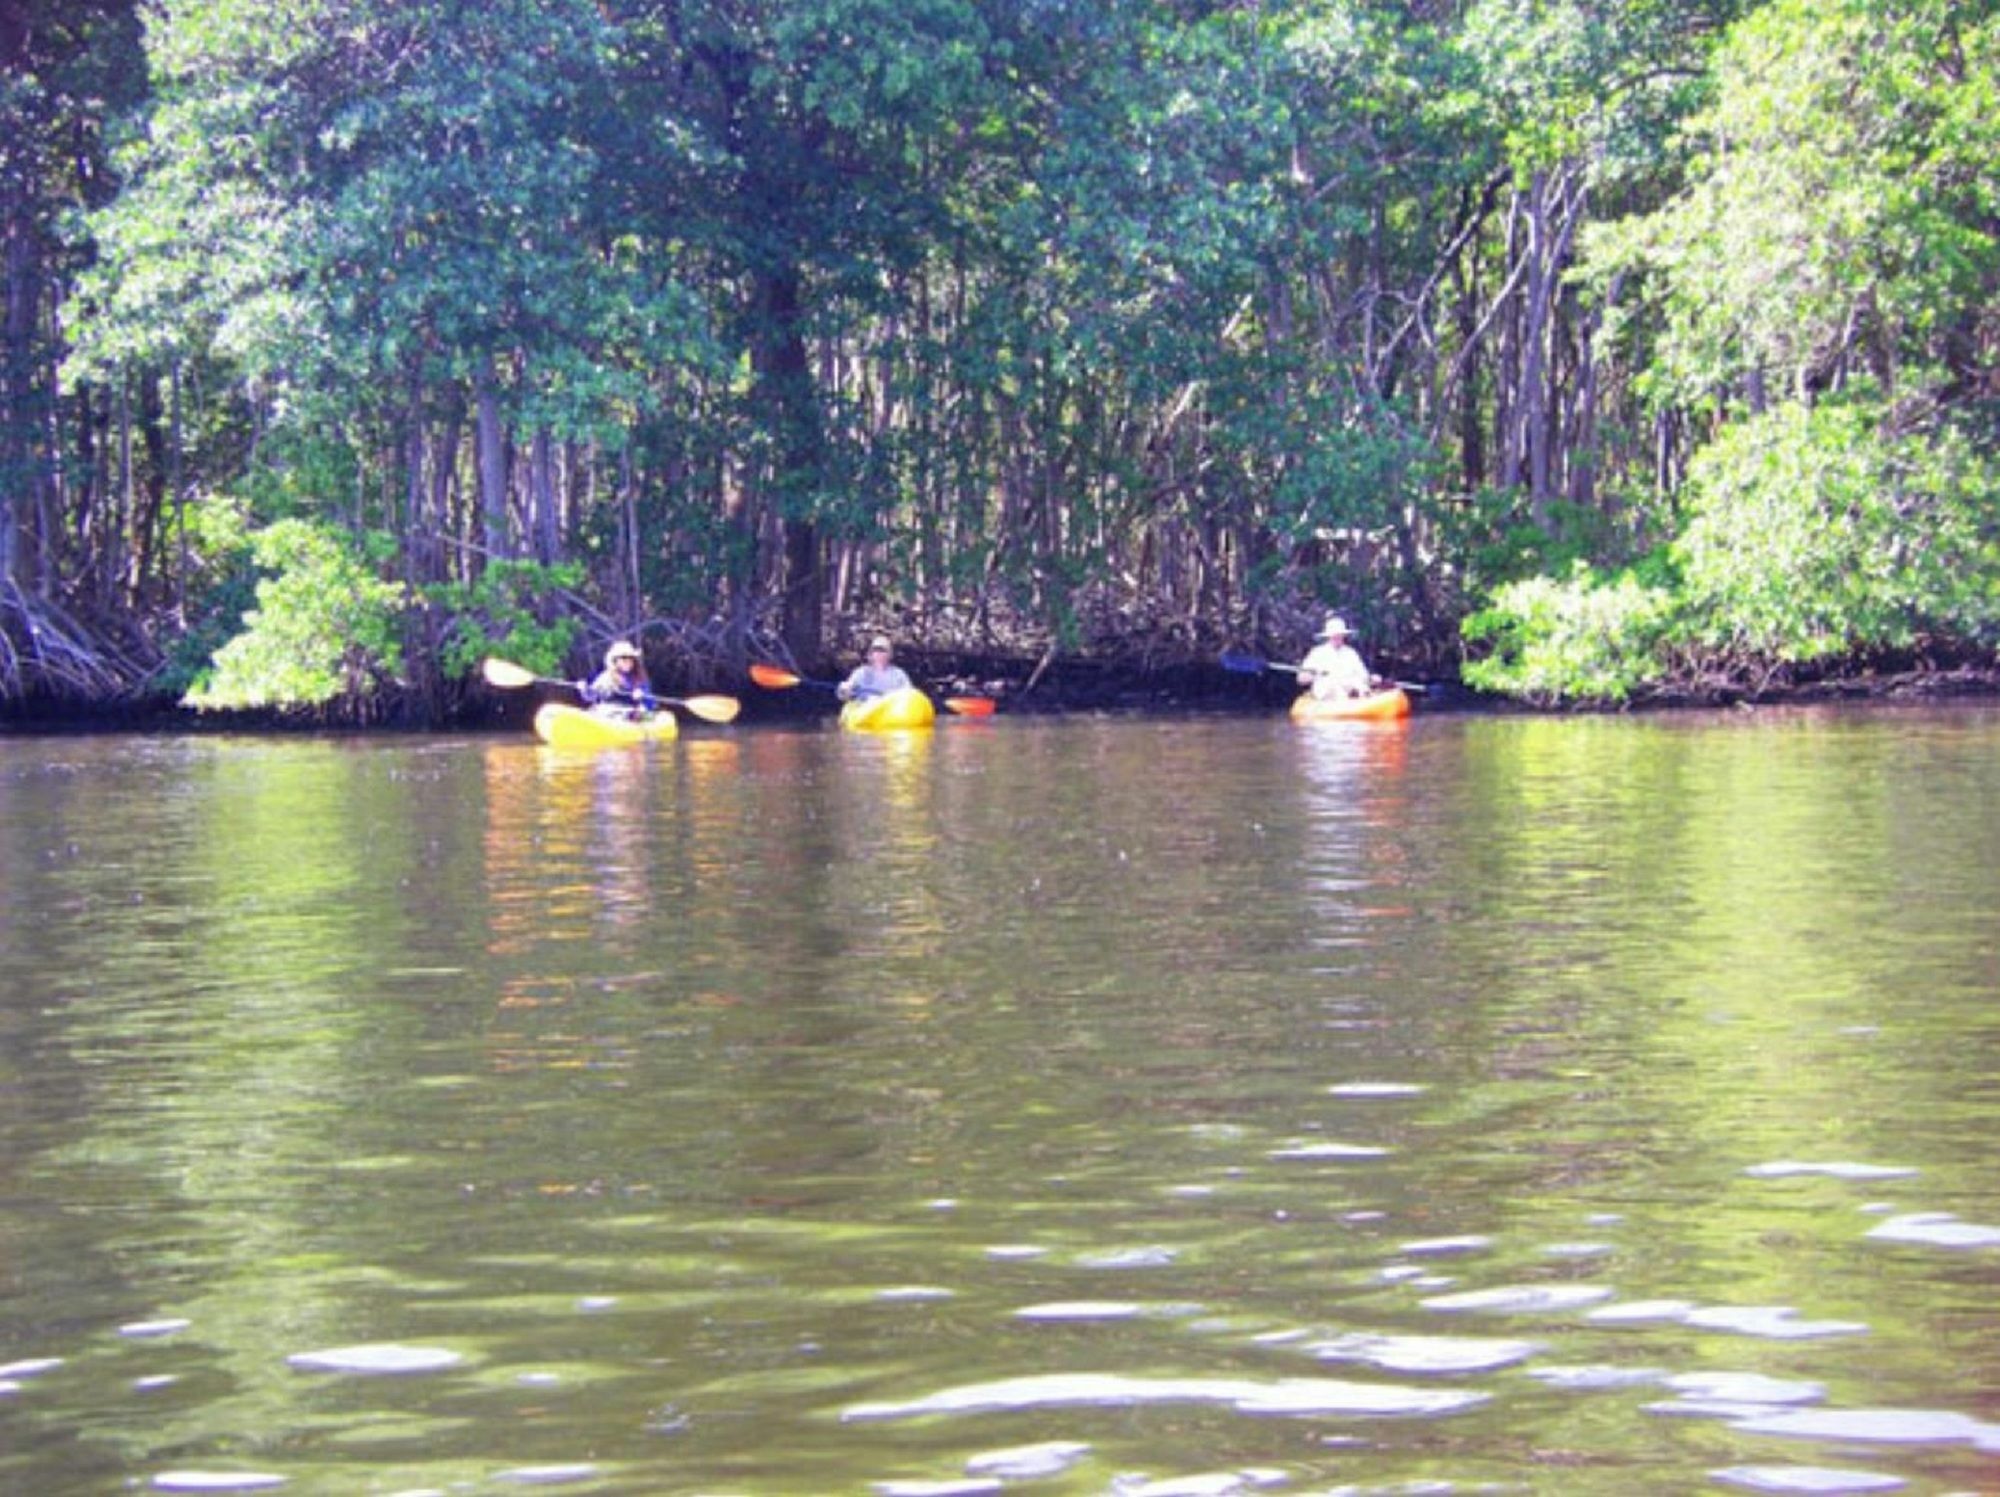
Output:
top-left (836, 683), bottom-right (852, 700)
top-left (641, 691), bottom-right (659, 711)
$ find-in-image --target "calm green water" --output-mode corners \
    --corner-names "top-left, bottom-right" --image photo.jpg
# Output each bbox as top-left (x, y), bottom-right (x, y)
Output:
top-left (2, 708), bottom-right (1998, 1495)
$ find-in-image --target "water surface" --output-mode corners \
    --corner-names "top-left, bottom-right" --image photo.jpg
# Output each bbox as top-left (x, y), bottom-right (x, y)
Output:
top-left (2, 707), bottom-right (1997, 1494)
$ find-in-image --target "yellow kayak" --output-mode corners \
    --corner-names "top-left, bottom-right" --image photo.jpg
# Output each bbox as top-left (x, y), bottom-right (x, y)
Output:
top-left (534, 701), bottom-right (679, 747)
top-left (1290, 687), bottom-right (1411, 722)
top-left (839, 686), bottom-right (937, 732)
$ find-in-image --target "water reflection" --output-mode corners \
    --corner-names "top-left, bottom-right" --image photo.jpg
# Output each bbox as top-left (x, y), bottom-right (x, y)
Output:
top-left (0, 710), bottom-right (1997, 1493)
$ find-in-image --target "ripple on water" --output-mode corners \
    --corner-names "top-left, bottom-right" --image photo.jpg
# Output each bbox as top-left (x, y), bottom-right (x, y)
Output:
top-left (1114, 1469), bottom-right (1289, 1495)
top-left (1586, 1299), bottom-right (1696, 1324)
top-left (1267, 1141), bottom-right (1392, 1161)
top-left (1681, 1306), bottom-right (1868, 1340)
top-left (152, 1475), bottom-right (287, 1493)
top-left (1710, 1466), bottom-right (1907, 1494)
top-left (1397, 1235), bottom-right (1493, 1257)
top-left (1014, 1301), bottom-right (1147, 1321)
top-left (1420, 1285), bottom-right (1614, 1315)
top-left (963, 1441), bottom-right (1090, 1480)
top-left (1526, 1364), bottom-right (1665, 1391)
top-left (842, 1373), bottom-right (1487, 1423)
top-left (872, 1481), bottom-right (1001, 1497)
top-left (120, 1319), bottom-right (193, 1339)
top-left (1307, 1333), bottom-right (1542, 1375)
top-left (494, 1465), bottom-right (601, 1486)
top-left (1743, 1162), bottom-right (1919, 1181)
top-left (1074, 1246), bottom-right (1178, 1269)
top-left (1326, 1082), bottom-right (1427, 1098)
top-left (1728, 1407), bottom-right (2000, 1451)
top-left (286, 1345), bottom-right (465, 1375)
top-left (1663, 1372), bottom-right (1825, 1406)
top-left (1864, 1212), bottom-right (2000, 1248)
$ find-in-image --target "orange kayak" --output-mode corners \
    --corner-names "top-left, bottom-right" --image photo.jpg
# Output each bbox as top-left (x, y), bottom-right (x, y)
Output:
top-left (1290, 687), bottom-right (1411, 722)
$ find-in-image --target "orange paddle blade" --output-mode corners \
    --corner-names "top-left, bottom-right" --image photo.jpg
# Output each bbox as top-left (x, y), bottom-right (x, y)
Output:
top-left (677, 694), bottom-right (741, 724)
top-left (943, 695), bottom-right (997, 717)
top-left (749, 662), bottom-right (802, 689)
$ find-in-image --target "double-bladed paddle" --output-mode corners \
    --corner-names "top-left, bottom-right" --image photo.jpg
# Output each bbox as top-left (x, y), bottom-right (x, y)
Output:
top-left (1218, 649), bottom-right (1429, 693)
top-left (481, 657), bottom-right (742, 723)
top-left (748, 662), bottom-right (998, 717)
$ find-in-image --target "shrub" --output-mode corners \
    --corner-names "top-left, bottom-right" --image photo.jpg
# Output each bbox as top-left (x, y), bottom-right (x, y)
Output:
top-left (183, 519), bottom-right (406, 711)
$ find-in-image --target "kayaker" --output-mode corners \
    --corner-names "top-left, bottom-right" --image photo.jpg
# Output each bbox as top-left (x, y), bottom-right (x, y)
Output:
top-left (837, 635), bottom-right (913, 701)
top-left (582, 640), bottom-right (657, 713)
top-left (1297, 615), bottom-right (1376, 700)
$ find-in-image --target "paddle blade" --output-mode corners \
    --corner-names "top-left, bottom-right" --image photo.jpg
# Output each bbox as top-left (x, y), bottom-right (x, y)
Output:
top-left (1218, 650), bottom-right (1268, 675)
top-left (749, 662), bottom-right (802, 689)
top-left (678, 694), bottom-right (741, 724)
top-left (481, 657), bottom-right (539, 689)
top-left (943, 695), bottom-right (997, 717)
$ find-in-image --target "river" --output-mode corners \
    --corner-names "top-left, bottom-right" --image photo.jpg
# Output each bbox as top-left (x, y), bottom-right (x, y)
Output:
top-left (2, 706), bottom-right (1997, 1494)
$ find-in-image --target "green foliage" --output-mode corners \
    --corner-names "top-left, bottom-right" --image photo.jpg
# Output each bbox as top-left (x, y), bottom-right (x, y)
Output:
top-left (1593, 0), bottom-right (2000, 410)
top-left (425, 560), bottom-right (584, 682)
top-left (1674, 396), bottom-right (2000, 662)
top-left (153, 493), bottom-right (257, 697)
top-left (1461, 562), bottom-right (1679, 705)
top-left (184, 518), bottom-right (406, 710)
top-left (1446, 488), bottom-right (1634, 597)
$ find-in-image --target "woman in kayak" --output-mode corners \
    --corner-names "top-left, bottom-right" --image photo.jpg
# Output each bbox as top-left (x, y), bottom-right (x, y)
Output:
top-left (1297, 616), bottom-right (1377, 699)
top-left (583, 640), bottom-right (657, 713)
top-left (837, 635), bottom-right (913, 701)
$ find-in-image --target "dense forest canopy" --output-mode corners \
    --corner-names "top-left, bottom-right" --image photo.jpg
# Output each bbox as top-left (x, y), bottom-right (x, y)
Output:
top-left (2, 0), bottom-right (1995, 716)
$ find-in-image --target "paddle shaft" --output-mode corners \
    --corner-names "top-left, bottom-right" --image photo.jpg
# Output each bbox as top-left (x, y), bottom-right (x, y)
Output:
top-left (1219, 649), bottom-right (1426, 693)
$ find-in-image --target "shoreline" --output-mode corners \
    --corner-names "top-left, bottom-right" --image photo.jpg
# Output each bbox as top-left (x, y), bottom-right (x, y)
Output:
top-left (4, 657), bottom-right (1998, 735)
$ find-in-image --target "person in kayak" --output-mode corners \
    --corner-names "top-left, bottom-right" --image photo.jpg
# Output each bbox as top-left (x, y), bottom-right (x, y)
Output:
top-left (837, 635), bottom-right (913, 701)
top-left (582, 640), bottom-right (658, 714)
top-left (1297, 615), bottom-right (1377, 699)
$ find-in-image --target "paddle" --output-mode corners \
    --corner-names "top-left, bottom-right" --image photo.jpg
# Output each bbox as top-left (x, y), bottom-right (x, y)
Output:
top-left (748, 661), bottom-right (998, 717)
top-left (481, 657), bottom-right (742, 723)
top-left (1218, 649), bottom-right (1428, 693)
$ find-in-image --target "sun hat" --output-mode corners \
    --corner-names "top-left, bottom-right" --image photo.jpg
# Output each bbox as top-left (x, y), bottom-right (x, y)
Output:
top-left (606, 640), bottom-right (641, 665)
top-left (867, 635), bottom-right (892, 654)
top-left (1318, 615), bottom-right (1350, 639)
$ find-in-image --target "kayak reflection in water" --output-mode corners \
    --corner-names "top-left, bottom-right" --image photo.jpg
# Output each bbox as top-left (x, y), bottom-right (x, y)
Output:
top-left (1297, 615), bottom-right (1378, 700)
top-left (581, 639), bottom-right (657, 716)
top-left (837, 635), bottom-right (913, 701)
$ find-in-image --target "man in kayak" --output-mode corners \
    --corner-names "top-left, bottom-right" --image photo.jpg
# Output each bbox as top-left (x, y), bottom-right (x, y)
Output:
top-left (837, 635), bottom-right (913, 701)
top-left (582, 640), bottom-right (658, 714)
top-left (1297, 615), bottom-right (1376, 699)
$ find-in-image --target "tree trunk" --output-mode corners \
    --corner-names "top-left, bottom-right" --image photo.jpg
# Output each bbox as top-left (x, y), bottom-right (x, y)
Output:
top-left (753, 264), bottom-right (822, 665)
top-left (1, 174), bottom-right (33, 590)
top-left (475, 358), bottom-right (509, 564)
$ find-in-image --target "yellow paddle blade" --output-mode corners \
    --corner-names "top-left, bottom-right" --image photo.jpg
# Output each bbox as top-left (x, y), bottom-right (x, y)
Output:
top-left (481, 657), bottom-right (539, 689)
top-left (677, 694), bottom-right (741, 724)
top-left (749, 662), bottom-right (802, 689)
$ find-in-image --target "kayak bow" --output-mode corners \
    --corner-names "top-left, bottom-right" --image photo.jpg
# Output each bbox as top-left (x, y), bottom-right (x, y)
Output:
top-left (534, 701), bottom-right (680, 747)
top-left (838, 687), bottom-right (937, 732)
top-left (1290, 687), bottom-right (1411, 722)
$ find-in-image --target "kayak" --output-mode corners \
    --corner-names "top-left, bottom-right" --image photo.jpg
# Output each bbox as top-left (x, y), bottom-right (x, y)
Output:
top-left (533, 701), bottom-right (679, 748)
top-left (1290, 687), bottom-right (1411, 723)
top-left (839, 686), bottom-right (937, 732)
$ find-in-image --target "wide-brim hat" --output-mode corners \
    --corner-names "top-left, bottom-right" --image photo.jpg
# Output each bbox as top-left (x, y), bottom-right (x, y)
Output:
top-left (1318, 615), bottom-right (1350, 639)
top-left (867, 635), bottom-right (893, 654)
top-left (606, 640), bottom-right (641, 664)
